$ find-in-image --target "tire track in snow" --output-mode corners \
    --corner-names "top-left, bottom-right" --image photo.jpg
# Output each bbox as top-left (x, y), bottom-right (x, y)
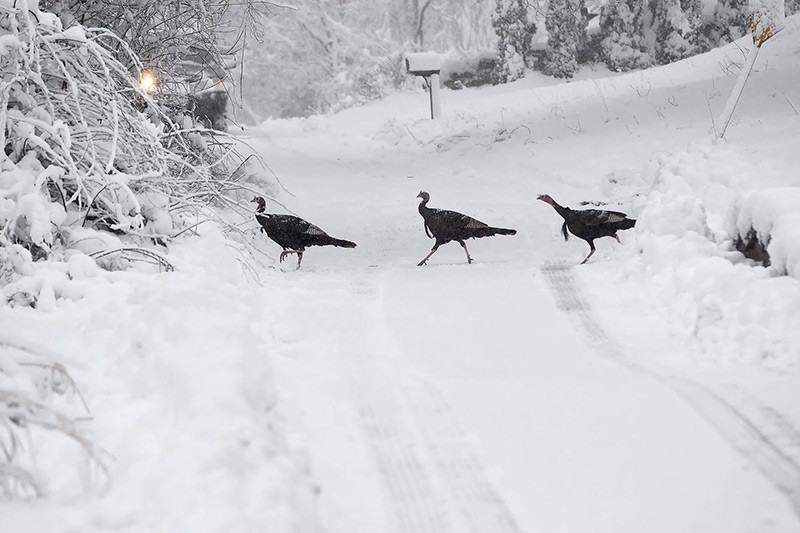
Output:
top-left (349, 269), bottom-right (525, 533)
top-left (541, 261), bottom-right (800, 519)
top-left (349, 272), bottom-right (450, 533)
top-left (404, 381), bottom-right (525, 533)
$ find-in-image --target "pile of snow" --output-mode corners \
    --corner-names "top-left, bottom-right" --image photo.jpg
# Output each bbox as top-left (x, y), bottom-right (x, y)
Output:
top-left (731, 189), bottom-right (800, 276)
top-left (619, 146), bottom-right (800, 367)
top-left (1, 226), bottom-right (320, 532)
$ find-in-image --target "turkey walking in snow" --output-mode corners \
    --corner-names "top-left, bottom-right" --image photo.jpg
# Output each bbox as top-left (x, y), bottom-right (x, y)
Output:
top-left (416, 191), bottom-right (516, 266)
top-left (252, 196), bottom-right (356, 268)
top-left (537, 194), bottom-right (635, 264)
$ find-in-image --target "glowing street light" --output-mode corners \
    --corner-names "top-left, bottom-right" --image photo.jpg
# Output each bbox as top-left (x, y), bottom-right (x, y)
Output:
top-left (139, 70), bottom-right (157, 93)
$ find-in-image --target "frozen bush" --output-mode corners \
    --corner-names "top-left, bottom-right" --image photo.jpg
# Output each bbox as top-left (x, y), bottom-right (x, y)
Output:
top-left (1, 1), bottom-right (255, 260)
top-left (598, 0), bottom-right (655, 71)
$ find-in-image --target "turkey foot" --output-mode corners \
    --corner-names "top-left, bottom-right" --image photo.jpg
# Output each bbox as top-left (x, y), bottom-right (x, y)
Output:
top-left (418, 245), bottom-right (439, 266)
top-left (279, 250), bottom-right (303, 265)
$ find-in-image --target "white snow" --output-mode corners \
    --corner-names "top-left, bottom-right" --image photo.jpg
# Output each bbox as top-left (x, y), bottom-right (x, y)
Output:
top-left (405, 52), bottom-right (443, 73)
top-left (3, 11), bottom-right (800, 533)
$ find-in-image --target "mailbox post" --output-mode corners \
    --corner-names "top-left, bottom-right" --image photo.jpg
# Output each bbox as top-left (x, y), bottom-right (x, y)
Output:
top-left (405, 53), bottom-right (442, 120)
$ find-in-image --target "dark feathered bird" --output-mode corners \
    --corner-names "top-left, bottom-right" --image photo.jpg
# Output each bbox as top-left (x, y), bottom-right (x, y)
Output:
top-left (537, 194), bottom-right (635, 264)
top-left (416, 191), bottom-right (516, 266)
top-left (252, 196), bottom-right (356, 268)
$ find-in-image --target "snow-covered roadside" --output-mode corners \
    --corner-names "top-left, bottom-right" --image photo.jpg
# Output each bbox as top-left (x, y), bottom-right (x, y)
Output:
top-left (2, 228), bottom-right (320, 533)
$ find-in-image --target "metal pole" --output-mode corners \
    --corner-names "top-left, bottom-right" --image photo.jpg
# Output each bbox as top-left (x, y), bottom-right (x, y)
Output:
top-left (430, 73), bottom-right (441, 120)
top-left (717, 43), bottom-right (760, 139)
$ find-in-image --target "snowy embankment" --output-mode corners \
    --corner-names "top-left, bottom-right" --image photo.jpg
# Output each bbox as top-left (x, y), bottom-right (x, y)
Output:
top-left (615, 147), bottom-right (800, 366)
top-left (2, 228), bottom-right (319, 532)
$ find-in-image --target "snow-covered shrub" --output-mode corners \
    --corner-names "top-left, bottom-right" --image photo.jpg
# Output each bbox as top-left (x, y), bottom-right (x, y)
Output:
top-left (40, 0), bottom-right (267, 105)
top-left (598, 0), bottom-right (655, 71)
top-left (652, 0), bottom-right (697, 64)
top-left (0, 331), bottom-right (104, 498)
top-left (1, 1), bottom-right (252, 260)
top-left (491, 0), bottom-right (537, 84)
top-left (441, 51), bottom-right (497, 90)
top-left (543, 0), bottom-right (588, 79)
top-left (708, 0), bottom-right (750, 45)
top-left (730, 189), bottom-right (800, 277)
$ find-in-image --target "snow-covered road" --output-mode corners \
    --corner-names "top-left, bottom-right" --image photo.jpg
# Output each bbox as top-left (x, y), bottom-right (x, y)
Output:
top-left (253, 126), bottom-right (799, 531)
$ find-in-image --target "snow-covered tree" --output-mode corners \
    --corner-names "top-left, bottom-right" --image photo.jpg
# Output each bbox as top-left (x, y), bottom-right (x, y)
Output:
top-left (492, 0), bottom-right (537, 84)
top-left (709, 0), bottom-right (750, 44)
top-left (433, 0), bottom-right (496, 54)
top-left (680, 0), bottom-right (713, 52)
top-left (42, 1), bottom-right (262, 88)
top-left (248, 0), bottom-right (407, 118)
top-left (788, 0), bottom-right (800, 14)
top-left (652, 0), bottom-right (695, 64)
top-left (598, 0), bottom-right (654, 71)
top-left (543, 0), bottom-right (588, 79)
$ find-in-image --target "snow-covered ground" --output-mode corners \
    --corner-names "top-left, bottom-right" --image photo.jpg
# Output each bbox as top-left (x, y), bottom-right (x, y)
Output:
top-left (4, 15), bottom-right (800, 533)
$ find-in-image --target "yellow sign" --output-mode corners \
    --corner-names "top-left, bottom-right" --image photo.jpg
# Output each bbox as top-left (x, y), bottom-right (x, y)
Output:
top-left (750, 13), bottom-right (777, 46)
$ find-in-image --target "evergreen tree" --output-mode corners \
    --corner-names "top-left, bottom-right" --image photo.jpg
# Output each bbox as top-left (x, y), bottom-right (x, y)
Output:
top-left (544, 0), bottom-right (588, 78)
top-left (598, 0), bottom-right (654, 71)
top-left (788, 0), bottom-right (800, 15)
top-left (682, 0), bottom-right (714, 52)
top-left (491, 0), bottom-right (537, 84)
top-left (652, 0), bottom-right (695, 64)
top-left (709, 0), bottom-right (749, 45)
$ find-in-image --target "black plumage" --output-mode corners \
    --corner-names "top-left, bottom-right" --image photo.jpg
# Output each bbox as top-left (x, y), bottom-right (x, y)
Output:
top-left (416, 191), bottom-right (516, 266)
top-left (537, 194), bottom-right (636, 264)
top-left (252, 196), bottom-right (356, 268)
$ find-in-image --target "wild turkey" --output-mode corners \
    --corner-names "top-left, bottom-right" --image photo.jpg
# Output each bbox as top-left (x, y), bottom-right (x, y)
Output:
top-left (537, 194), bottom-right (635, 264)
top-left (417, 191), bottom-right (516, 266)
top-left (252, 196), bottom-right (356, 268)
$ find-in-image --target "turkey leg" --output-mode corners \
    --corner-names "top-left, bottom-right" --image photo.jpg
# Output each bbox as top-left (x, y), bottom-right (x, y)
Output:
top-left (580, 242), bottom-right (596, 265)
top-left (418, 244), bottom-right (440, 266)
top-left (458, 240), bottom-right (473, 264)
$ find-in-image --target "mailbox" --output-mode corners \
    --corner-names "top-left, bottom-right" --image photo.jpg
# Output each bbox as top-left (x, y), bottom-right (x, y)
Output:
top-left (405, 53), bottom-right (442, 77)
top-left (405, 52), bottom-right (442, 119)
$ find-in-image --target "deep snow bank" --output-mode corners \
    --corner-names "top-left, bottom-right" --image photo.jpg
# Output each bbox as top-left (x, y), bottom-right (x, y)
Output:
top-left (1, 227), bottom-right (320, 533)
top-left (620, 146), bottom-right (800, 367)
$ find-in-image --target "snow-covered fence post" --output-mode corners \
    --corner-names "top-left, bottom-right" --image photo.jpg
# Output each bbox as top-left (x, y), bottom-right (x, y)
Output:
top-left (716, 0), bottom-right (785, 139)
top-left (405, 53), bottom-right (443, 119)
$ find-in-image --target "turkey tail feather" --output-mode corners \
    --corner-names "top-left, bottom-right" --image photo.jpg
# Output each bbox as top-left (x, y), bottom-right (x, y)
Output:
top-left (490, 227), bottom-right (516, 236)
top-left (472, 226), bottom-right (515, 237)
top-left (330, 238), bottom-right (357, 248)
top-left (561, 221), bottom-right (569, 241)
